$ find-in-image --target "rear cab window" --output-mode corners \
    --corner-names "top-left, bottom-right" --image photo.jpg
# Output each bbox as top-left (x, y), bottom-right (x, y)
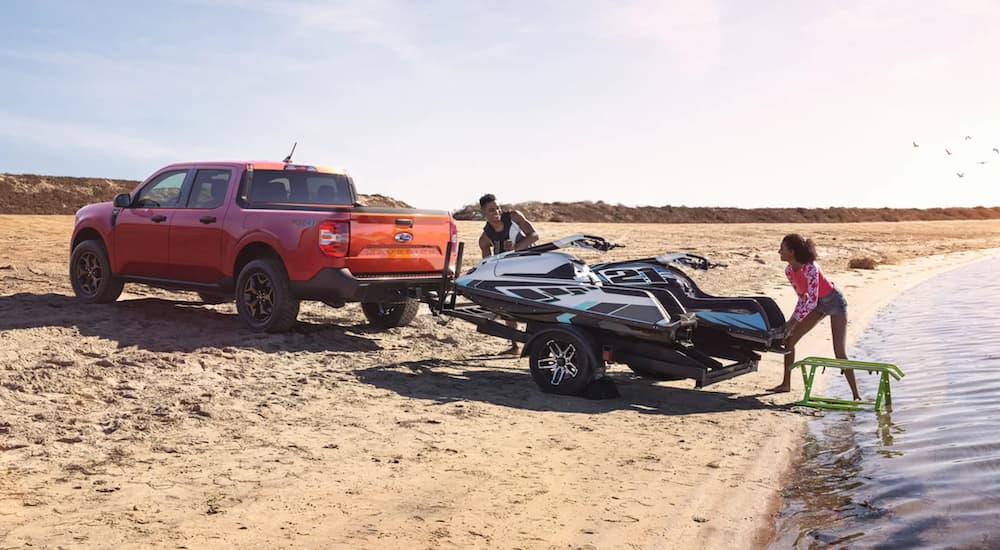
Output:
top-left (241, 168), bottom-right (355, 209)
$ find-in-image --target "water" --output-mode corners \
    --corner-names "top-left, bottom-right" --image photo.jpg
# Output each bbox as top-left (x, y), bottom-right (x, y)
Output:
top-left (771, 257), bottom-right (1000, 549)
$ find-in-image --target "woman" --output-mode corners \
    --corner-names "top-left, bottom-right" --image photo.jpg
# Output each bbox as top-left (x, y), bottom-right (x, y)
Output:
top-left (768, 234), bottom-right (861, 401)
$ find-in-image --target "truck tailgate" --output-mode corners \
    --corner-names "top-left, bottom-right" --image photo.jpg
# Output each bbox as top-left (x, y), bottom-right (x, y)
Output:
top-left (346, 210), bottom-right (453, 274)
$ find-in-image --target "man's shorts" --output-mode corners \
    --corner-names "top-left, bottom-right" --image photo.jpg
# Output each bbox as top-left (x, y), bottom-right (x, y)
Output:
top-left (816, 287), bottom-right (848, 316)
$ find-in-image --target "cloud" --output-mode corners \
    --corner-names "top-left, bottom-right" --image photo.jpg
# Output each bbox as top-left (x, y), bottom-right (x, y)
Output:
top-left (589, 0), bottom-right (722, 76)
top-left (196, 0), bottom-right (438, 73)
top-left (0, 112), bottom-right (183, 161)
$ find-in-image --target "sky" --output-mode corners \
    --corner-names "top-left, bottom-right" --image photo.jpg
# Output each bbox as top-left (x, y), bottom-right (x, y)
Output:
top-left (2, 0), bottom-right (999, 210)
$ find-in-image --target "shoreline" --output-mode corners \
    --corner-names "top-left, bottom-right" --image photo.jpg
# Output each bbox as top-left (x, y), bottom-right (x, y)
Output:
top-left (747, 246), bottom-right (1000, 549)
top-left (2, 216), bottom-right (1000, 549)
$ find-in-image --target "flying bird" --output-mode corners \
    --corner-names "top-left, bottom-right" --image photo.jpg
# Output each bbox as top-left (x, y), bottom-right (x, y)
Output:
top-left (956, 172), bottom-right (965, 178)
top-left (912, 140), bottom-right (919, 148)
top-left (978, 161), bottom-right (988, 165)
top-left (965, 135), bottom-right (972, 140)
top-left (994, 147), bottom-right (999, 154)
top-left (945, 148), bottom-right (952, 155)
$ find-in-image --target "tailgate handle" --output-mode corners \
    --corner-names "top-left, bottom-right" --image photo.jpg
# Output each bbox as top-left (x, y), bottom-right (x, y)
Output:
top-left (395, 218), bottom-right (414, 227)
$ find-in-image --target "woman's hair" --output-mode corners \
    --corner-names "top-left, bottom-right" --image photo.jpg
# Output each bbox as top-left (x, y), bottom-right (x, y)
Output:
top-left (782, 233), bottom-right (817, 264)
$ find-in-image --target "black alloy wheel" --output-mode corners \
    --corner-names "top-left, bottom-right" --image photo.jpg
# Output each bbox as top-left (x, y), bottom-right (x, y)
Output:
top-left (528, 327), bottom-right (596, 395)
top-left (69, 240), bottom-right (124, 304)
top-left (235, 258), bottom-right (299, 332)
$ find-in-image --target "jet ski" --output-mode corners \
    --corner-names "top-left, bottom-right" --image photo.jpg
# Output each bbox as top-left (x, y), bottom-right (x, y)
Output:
top-left (591, 252), bottom-right (787, 357)
top-left (455, 235), bottom-right (696, 346)
top-left (445, 234), bottom-right (786, 394)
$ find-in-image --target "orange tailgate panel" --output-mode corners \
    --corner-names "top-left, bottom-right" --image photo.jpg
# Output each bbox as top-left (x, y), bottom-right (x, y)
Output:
top-left (346, 213), bottom-right (451, 274)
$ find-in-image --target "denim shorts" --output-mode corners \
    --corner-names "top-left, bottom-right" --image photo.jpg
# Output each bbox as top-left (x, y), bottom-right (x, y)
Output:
top-left (816, 287), bottom-right (848, 316)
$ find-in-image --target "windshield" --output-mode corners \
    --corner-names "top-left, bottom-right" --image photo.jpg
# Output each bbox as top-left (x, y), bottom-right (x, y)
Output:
top-left (246, 169), bottom-right (354, 206)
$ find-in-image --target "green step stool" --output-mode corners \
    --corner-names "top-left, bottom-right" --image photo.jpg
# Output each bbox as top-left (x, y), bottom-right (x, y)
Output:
top-left (792, 356), bottom-right (905, 412)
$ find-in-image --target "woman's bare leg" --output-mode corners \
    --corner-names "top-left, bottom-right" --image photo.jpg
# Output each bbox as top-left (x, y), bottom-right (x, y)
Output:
top-left (768, 311), bottom-right (824, 392)
top-left (830, 313), bottom-right (861, 400)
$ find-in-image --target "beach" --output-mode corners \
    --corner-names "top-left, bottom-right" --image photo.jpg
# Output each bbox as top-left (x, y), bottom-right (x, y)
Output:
top-left (2, 216), bottom-right (1000, 549)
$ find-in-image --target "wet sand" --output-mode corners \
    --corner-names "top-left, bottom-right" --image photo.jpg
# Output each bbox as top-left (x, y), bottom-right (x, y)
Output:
top-left (2, 216), bottom-right (1000, 549)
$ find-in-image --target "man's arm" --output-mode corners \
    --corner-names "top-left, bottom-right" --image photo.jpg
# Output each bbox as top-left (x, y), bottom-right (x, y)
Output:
top-left (478, 232), bottom-right (493, 259)
top-left (509, 210), bottom-right (539, 250)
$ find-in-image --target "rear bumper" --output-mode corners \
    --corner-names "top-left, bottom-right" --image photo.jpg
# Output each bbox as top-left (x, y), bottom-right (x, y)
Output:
top-left (289, 267), bottom-right (445, 303)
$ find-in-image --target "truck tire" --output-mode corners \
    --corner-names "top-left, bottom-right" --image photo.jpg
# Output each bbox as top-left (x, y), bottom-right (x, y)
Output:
top-left (235, 258), bottom-right (299, 332)
top-left (361, 299), bottom-right (420, 329)
top-left (197, 292), bottom-right (231, 304)
top-left (69, 240), bottom-right (124, 304)
top-left (528, 326), bottom-right (596, 395)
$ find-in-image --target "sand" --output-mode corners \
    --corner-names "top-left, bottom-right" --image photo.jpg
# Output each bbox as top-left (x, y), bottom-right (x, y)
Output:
top-left (2, 216), bottom-right (1000, 549)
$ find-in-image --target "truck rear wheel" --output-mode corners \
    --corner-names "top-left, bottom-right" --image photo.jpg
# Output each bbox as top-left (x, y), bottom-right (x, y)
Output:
top-left (235, 258), bottom-right (299, 332)
top-left (70, 240), bottom-right (124, 304)
top-left (361, 299), bottom-right (419, 329)
top-left (528, 327), bottom-right (596, 395)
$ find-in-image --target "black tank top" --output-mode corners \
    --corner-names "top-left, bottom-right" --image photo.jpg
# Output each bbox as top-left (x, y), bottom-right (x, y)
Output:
top-left (483, 212), bottom-right (525, 255)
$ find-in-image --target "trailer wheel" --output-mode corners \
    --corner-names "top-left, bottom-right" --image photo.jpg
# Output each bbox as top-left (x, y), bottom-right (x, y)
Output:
top-left (528, 327), bottom-right (596, 395)
top-left (362, 299), bottom-right (419, 329)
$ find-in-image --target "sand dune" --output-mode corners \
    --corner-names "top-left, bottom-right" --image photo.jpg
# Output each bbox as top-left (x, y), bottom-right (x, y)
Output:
top-left (2, 216), bottom-right (1000, 549)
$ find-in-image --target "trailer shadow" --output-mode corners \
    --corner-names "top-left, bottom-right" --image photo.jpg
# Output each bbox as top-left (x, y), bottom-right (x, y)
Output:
top-left (357, 358), bottom-right (781, 416)
top-left (0, 292), bottom-right (380, 353)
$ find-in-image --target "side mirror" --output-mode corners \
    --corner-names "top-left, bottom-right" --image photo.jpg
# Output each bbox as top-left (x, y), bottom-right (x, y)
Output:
top-left (113, 193), bottom-right (131, 208)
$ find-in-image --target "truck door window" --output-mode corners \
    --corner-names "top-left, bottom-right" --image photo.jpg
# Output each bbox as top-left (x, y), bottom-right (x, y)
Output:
top-left (135, 170), bottom-right (188, 208)
top-left (187, 169), bottom-right (232, 209)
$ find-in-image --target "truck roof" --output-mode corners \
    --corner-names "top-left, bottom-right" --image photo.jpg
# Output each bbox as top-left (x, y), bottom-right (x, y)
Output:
top-left (157, 160), bottom-right (349, 176)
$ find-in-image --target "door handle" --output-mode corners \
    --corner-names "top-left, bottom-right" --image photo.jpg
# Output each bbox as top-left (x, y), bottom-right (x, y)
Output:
top-left (151, 215), bottom-right (167, 223)
top-left (199, 216), bottom-right (217, 224)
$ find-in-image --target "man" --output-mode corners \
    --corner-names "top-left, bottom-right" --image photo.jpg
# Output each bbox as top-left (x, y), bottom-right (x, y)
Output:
top-left (477, 193), bottom-right (539, 355)
top-left (477, 193), bottom-right (538, 257)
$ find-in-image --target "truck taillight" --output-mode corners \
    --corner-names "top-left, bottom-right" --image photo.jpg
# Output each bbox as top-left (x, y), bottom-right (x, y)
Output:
top-left (449, 219), bottom-right (458, 244)
top-left (319, 221), bottom-right (349, 257)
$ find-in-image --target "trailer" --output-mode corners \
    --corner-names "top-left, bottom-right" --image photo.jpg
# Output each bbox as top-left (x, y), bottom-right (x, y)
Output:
top-left (424, 239), bottom-right (774, 396)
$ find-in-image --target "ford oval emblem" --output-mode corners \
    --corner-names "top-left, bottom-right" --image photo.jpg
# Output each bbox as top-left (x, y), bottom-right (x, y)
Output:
top-left (395, 232), bottom-right (413, 243)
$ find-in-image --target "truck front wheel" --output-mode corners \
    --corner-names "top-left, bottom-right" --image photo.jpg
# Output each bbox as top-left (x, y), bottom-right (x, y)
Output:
top-left (235, 259), bottom-right (299, 332)
top-left (69, 240), bottom-right (124, 304)
top-left (361, 299), bottom-right (419, 329)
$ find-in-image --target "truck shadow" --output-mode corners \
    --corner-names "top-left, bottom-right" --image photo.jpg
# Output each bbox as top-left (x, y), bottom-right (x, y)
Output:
top-left (357, 359), bottom-right (781, 416)
top-left (0, 292), bottom-right (380, 353)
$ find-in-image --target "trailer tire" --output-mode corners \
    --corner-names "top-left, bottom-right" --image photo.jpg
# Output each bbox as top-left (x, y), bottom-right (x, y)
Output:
top-left (362, 299), bottom-right (419, 329)
top-left (528, 327), bottom-right (596, 395)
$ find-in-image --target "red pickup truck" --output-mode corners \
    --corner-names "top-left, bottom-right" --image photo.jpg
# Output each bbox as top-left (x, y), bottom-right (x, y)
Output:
top-left (70, 160), bottom-right (456, 332)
